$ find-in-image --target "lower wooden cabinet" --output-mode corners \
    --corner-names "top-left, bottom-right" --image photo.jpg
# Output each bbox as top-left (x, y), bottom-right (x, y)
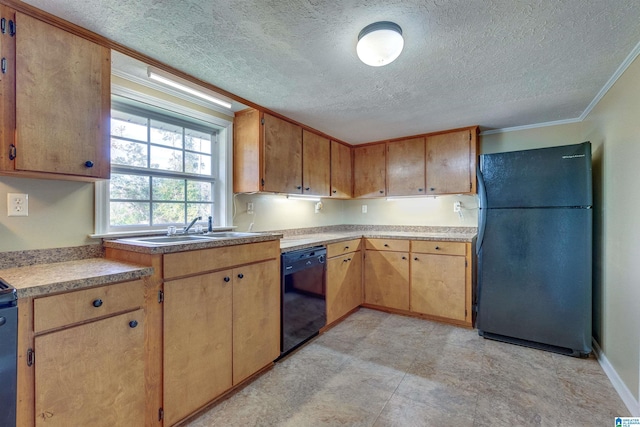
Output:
top-left (361, 238), bottom-right (473, 327)
top-left (163, 271), bottom-right (233, 426)
top-left (363, 248), bottom-right (410, 311)
top-left (411, 253), bottom-right (467, 321)
top-left (162, 258), bottom-right (279, 425)
top-left (34, 309), bottom-right (145, 427)
top-left (326, 250), bottom-right (362, 325)
top-left (232, 260), bottom-right (280, 384)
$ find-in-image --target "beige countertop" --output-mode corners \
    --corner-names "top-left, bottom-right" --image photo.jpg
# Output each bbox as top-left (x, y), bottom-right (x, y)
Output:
top-left (280, 230), bottom-right (477, 252)
top-left (0, 258), bottom-right (154, 298)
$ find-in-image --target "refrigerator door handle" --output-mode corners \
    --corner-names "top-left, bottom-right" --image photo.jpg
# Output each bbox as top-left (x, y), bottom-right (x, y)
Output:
top-left (476, 164), bottom-right (487, 255)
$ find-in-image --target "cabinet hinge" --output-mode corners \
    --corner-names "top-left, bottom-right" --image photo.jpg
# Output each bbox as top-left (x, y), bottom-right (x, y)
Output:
top-left (469, 131), bottom-right (472, 141)
top-left (27, 348), bottom-right (35, 366)
top-left (470, 182), bottom-right (472, 190)
top-left (1, 18), bottom-right (5, 34)
top-left (8, 19), bottom-right (15, 37)
top-left (1, 57), bottom-right (6, 74)
top-left (158, 290), bottom-right (164, 303)
top-left (158, 408), bottom-right (164, 421)
top-left (260, 118), bottom-right (265, 125)
top-left (465, 309), bottom-right (468, 317)
top-left (465, 259), bottom-right (468, 267)
top-left (261, 178), bottom-right (265, 187)
top-left (9, 144), bottom-right (16, 160)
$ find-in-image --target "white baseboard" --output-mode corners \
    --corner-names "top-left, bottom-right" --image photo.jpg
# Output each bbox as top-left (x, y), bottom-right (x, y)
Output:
top-left (592, 338), bottom-right (640, 416)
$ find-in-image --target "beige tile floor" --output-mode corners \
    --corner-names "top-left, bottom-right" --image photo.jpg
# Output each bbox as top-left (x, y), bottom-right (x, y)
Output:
top-left (186, 308), bottom-right (628, 427)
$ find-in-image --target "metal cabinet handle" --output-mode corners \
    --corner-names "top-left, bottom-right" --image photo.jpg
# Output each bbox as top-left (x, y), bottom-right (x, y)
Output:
top-left (85, 160), bottom-right (94, 168)
top-left (384, 244), bottom-right (389, 247)
top-left (129, 320), bottom-right (138, 328)
top-left (435, 246), bottom-right (440, 250)
top-left (344, 246), bottom-right (349, 249)
top-left (430, 187), bottom-right (435, 191)
top-left (0, 317), bottom-right (6, 327)
top-left (296, 186), bottom-right (302, 190)
top-left (237, 273), bottom-right (244, 279)
top-left (223, 276), bottom-right (230, 282)
top-left (379, 190), bottom-right (384, 194)
top-left (305, 187), bottom-right (310, 191)
top-left (92, 299), bottom-right (103, 308)
top-left (414, 257), bottom-right (419, 261)
top-left (402, 256), bottom-right (407, 260)
top-left (332, 190), bottom-right (337, 194)
top-left (418, 188), bottom-right (423, 192)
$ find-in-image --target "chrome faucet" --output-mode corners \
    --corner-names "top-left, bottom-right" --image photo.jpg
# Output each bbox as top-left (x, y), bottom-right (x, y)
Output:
top-left (184, 216), bottom-right (202, 234)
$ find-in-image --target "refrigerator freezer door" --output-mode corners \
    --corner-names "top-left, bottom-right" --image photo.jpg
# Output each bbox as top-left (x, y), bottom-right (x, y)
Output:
top-left (480, 142), bottom-right (592, 208)
top-left (476, 208), bottom-right (592, 355)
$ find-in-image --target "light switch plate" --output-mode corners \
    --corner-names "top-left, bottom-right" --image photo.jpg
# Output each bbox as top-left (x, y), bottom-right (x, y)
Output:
top-left (8, 193), bottom-right (28, 217)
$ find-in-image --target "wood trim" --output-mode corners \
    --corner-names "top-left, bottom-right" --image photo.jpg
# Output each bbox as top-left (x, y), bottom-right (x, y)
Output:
top-left (356, 125), bottom-right (480, 147)
top-left (360, 303), bottom-right (473, 328)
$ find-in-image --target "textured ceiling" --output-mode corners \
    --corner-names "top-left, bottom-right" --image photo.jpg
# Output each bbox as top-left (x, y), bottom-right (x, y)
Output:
top-left (21, 0), bottom-right (640, 144)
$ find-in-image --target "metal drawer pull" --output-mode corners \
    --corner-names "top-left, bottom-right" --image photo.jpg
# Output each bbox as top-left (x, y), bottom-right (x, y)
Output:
top-left (92, 299), bottom-right (103, 308)
top-left (414, 257), bottom-right (419, 261)
top-left (384, 244), bottom-right (389, 247)
top-left (129, 320), bottom-right (138, 328)
top-left (402, 256), bottom-right (407, 260)
top-left (435, 246), bottom-right (440, 250)
top-left (223, 276), bottom-right (230, 282)
top-left (237, 273), bottom-right (244, 279)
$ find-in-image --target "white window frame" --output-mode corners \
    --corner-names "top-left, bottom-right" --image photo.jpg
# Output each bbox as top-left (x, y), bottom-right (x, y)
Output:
top-left (93, 84), bottom-right (233, 237)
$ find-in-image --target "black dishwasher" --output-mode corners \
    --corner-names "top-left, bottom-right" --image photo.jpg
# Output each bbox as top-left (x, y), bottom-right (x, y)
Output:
top-left (0, 279), bottom-right (17, 427)
top-left (280, 246), bottom-right (326, 358)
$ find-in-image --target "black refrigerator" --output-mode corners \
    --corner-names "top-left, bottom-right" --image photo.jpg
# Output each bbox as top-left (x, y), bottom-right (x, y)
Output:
top-left (476, 141), bottom-right (592, 357)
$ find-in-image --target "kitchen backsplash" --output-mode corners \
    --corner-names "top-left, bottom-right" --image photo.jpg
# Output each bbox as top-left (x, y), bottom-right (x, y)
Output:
top-left (233, 193), bottom-right (478, 232)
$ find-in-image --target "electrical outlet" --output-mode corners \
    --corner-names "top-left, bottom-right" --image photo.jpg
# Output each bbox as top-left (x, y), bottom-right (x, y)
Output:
top-left (247, 202), bottom-right (254, 215)
top-left (8, 193), bottom-right (28, 217)
top-left (453, 201), bottom-right (461, 213)
top-left (361, 204), bottom-right (368, 214)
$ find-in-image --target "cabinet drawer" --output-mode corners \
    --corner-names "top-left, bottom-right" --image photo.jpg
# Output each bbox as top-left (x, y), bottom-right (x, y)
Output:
top-left (327, 239), bottom-right (362, 258)
top-left (164, 240), bottom-right (279, 279)
top-left (411, 240), bottom-right (466, 256)
top-left (34, 280), bottom-right (144, 333)
top-left (365, 238), bottom-right (410, 252)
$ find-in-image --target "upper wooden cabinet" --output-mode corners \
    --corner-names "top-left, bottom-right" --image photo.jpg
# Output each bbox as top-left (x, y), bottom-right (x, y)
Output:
top-left (386, 137), bottom-right (426, 196)
top-left (302, 129), bottom-right (330, 196)
top-left (353, 143), bottom-right (386, 198)
top-left (0, 10), bottom-right (110, 180)
top-left (426, 128), bottom-right (478, 195)
top-left (235, 109), bottom-right (338, 195)
top-left (330, 140), bottom-right (352, 198)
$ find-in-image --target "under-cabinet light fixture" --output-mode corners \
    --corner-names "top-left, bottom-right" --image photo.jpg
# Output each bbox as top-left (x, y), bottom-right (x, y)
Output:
top-left (286, 195), bottom-right (321, 202)
top-left (147, 67), bottom-right (233, 109)
top-left (357, 21), bottom-right (404, 67)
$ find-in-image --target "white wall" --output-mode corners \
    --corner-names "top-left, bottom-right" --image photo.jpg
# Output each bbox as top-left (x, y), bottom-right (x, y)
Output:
top-left (0, 177), bottom-right (97, 251)
top-left (581, 54), bottom-right (640, 407)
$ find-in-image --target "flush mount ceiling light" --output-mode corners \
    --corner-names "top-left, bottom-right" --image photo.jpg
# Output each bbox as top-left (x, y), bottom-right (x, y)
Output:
top-left (356, 21), bottom-right (404, 67)
top-left (147, 67), bottom-right (233, 109)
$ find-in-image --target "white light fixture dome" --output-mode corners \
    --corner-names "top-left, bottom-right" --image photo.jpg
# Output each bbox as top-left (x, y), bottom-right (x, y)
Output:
top-left (357, 21), bottom-right (404, 67)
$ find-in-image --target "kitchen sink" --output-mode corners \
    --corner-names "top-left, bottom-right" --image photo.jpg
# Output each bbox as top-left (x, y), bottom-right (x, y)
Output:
top-left (115, 231), bottom-right (264, 246)
top-left (120, 235), bottom-right (217, 245)
top-left (205, 232), bottom-right (262, 238)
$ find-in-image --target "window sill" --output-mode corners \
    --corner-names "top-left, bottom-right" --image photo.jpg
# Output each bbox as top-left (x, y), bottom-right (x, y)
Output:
top-left (90, 226), bottom-right (236, 240)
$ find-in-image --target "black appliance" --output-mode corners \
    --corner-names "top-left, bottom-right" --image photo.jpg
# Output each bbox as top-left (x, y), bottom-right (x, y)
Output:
top-left (0, 278), bottom-right (18, 427)
top-left (476, 142), bottom-right (592, 357)
top-left (280, 246), bottom-right (326, 358)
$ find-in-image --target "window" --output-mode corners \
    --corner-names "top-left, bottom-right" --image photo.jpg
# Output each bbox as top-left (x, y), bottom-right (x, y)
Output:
top-left (95, 94), bottom-right (232, 235)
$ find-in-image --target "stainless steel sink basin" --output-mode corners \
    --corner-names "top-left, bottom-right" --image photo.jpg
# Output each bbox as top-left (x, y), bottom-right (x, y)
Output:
top-left (115, 231), bottom-right (263, 246)
top-left (205, 232), bottom-right (262, 238)
top-left (118, 235), bottom-right (217, 245)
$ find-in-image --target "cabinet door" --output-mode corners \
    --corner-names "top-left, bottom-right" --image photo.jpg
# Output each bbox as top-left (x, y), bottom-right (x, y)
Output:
top-left (263, 113), bottom-right (302, 193)
top-left (411, 254), bottom-right (466, 321)
top-left (163, 272), bottom-right (233, 426)
top-left (302, 130), bottom-right (330, 196)
top-left (364, 250), bottom-right (409, 310)
top-left (353, 143), bottom-right (386, 198)
top-left (15, 12), bottom-right (110, 179)
top-left (326, 252), bottom-right (362, 325)
top-left (387, 137), bottom-right (426, 196)
top-left (232, 260), bottom-right (280, 384)
top-left (426, 129), bottom-right (473, 194)
top-left (34, 310), bottom-right (145, 427)
top-left (330, 140), bottom-right (352, 198)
